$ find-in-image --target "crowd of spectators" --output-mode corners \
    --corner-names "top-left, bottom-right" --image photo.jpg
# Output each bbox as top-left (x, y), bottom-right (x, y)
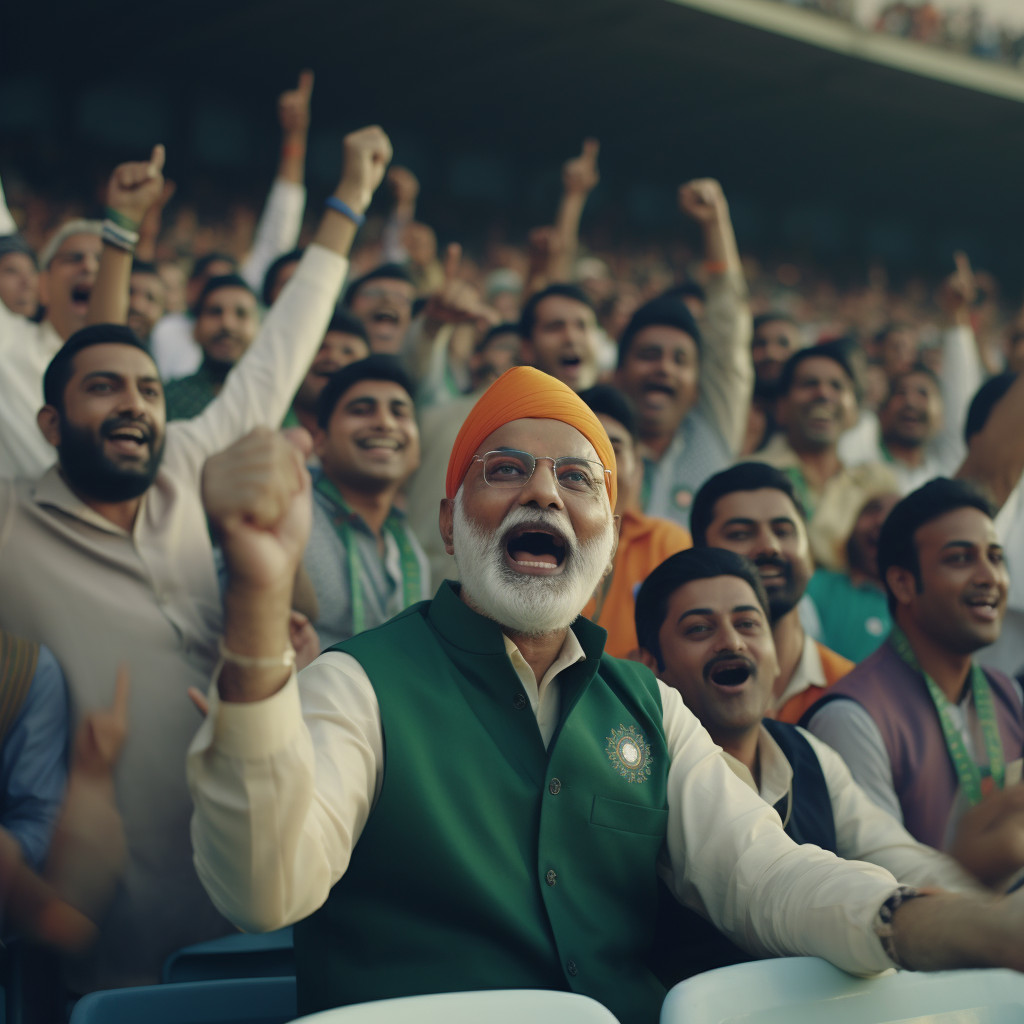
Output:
top-left (3, 66), bottom-right (1024, 1020)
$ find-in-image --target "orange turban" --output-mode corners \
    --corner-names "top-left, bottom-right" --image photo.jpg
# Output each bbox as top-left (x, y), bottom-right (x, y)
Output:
top-left (446, 366), bottom-right (617, 509)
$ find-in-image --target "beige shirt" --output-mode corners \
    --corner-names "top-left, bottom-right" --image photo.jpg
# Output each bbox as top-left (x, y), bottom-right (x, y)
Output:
top-left (188, 630), bottom-right (903, 978)
top-left (723, 725), bottom-right (980, 893)
top-left (753, 434), bottom-right (897, 571)
top-left (0, 244), bottom-right (349, 989)
top-left (772, 632), bottom-right (828, 717)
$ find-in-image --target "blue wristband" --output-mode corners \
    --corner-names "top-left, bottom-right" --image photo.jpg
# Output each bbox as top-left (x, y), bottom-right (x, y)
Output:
top-left (325, 196), bottom-right (366, 226)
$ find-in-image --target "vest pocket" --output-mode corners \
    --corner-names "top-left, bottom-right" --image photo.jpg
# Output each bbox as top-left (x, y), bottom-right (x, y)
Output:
top-left (590, 795), bottom-right (669, 837)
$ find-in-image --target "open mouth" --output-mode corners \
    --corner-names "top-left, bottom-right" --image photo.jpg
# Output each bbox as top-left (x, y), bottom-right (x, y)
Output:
top-left (357, 436), bottom-right (401, 452)
top-left (71, 285), bottom-right (91, 308)
top-left (642, 381), bottom-right (675, 397)
top-left (372, 310), bottom-right (400, 325)
top-left (505, 525), bottom-right (567, 573)
top-left (707, 659), bottom-right (753, 688)
top-left (965, 594), bottom-right (1000, 622)
top-left (560, 355), bottom-right (581, 368)
top-left (105, 424), bottom-right (150, 455)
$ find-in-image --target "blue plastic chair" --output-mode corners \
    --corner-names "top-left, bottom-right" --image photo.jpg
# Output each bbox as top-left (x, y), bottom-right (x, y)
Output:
top-left (69, 976), bottom-right (296, 1024)
top-left (661, 956), bottom-right (1024, 1024)
top-left (293, 989), bottom-right (620, 1024)
top-left (162, 928), bottom-right (294, 984)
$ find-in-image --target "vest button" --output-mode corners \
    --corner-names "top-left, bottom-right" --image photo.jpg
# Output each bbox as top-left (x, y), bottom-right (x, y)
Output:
top-left (567, 960), bottom-right (578, 976)
top-left (513, 692), bottom-right (527, 710)
top-left (545, 869), bottom-right (557, 886)
top-left (549, 778), bottom-right (561, 795)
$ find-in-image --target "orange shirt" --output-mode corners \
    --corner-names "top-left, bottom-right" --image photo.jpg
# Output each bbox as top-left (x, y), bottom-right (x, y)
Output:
top-left (583, 509), bottom-right (692, 660)
top-left (774, 642), bottom-right (854, 724)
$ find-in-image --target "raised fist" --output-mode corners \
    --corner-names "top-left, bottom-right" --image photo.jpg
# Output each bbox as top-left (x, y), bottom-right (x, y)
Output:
top-left (424, 243), bottom-right (498, 328)
top-left (678, 178), bottom-right (727, 226)
top-left (387, 166), bottom-right (420, 207)
top-left (278, 70), bottom-right (314, 138)
top-left (338, 126), bottom-right (394, 216)
top-left (106, 144), bottom-right (166, 227)
top-left (562, 139), bottom-right (600, 196)
top-left (202, 428), bottom-right (312, 592)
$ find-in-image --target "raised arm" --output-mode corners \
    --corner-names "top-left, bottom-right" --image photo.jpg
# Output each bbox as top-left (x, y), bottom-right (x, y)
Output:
top-left (0, 174), bottom-right (17, 235)
top-left (85, 145), bottom-right (167, 326)
top-left (171, 126), bottom-right (392, 471)
top-left (189, 430), bottom-right (379, 929)
top-left (680, 179), bottom-right (753, 455)
top-left (239, 71), bottom-right (312, 291)
top-left (956, 371), bottom-right (1024, 510)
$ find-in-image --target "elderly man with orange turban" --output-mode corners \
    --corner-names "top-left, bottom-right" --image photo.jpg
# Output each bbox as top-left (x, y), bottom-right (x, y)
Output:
top-left (188, 366), bottom-right (1024, 1024)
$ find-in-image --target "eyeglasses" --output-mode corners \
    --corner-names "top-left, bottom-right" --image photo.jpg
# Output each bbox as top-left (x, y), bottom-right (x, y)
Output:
top-left (473, 449), bottom-right (610, 497)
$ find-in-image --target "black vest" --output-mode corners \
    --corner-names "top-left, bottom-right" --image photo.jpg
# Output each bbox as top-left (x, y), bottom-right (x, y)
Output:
top-left (647, 721), bottom-right (836, 987)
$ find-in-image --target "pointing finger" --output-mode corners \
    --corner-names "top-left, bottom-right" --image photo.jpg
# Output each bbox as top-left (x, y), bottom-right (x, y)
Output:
top-left (953, 250), bottom-right (972, 279)
top-left (443, 242), bottom-right (462, 282)
top-left (297, 69), bottom-right (314, 99)
top-left (111, 663), bottom-right (131, 723)
top-left (148, 144), bottom-right (166, 177)
top-left (582, 138), bottom-right (600, 162)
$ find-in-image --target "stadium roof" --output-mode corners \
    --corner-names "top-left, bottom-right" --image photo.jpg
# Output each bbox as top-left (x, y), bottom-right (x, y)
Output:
top-left (3, 0), bottom-right (1023, 280)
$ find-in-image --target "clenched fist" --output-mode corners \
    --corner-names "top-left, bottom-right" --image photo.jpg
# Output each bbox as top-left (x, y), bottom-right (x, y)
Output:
top-left (336, 126), bottom-right (394, 217)
top-left (106, 144), bottom-right (166, 227)
top-left (203, 428), bottom-right (312, 593)
top-left (679, 178), bottom-right (728, 226)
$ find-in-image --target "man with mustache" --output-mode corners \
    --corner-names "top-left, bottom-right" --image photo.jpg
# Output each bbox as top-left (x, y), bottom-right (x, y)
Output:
top-left (302, 355), bottom-right (429, 647)
top-left (164, 274), bottom-right (260, 420)
top-left (753, 342), bottom-right (896, 570)
top-left (614, 180), bottom-right (752, 530)
top-left (806, 479), bottom-right (1024, 886)
top-left (189, 366), bottom-right (1024, 1024)
top-left (634, 546), bottom-right (981, 984)
top-left (690, 462), bottom-right (853, 723)
top-left (806, 491), bottom-right (900, 663)
top-left (0, 125), bottom-right (394, 989)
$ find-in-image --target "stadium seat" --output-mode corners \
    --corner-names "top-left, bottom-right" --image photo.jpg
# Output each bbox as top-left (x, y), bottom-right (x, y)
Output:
top-left (293, 989), bottom-right (620, 1024)
top-left (661, 956), bottom-right (1024, 1024)
top-left (162, 928), bottom-right (294, 984)
top-left (69, 976), bottom-right (296, 1024)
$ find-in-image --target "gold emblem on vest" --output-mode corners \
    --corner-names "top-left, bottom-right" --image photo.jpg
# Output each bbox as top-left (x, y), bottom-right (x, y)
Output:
top-left (606, 724), bottom-right (653, 783)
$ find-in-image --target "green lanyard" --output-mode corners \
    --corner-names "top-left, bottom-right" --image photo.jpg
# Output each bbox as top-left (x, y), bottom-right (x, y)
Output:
top-left (314, 476), bottom-right (422, 637)
top-left (889, 625), bottom-right (1005, 804)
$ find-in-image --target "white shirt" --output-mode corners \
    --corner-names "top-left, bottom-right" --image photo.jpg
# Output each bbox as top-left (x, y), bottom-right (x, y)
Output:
top-left (150, 178), bottom-right (306, 381)
top-left (723, 725), bottom-right (980, 893)
top-left (188, 630), bottom-right (903, 978)
top-left (980, 482), bottom-right (1024, 677)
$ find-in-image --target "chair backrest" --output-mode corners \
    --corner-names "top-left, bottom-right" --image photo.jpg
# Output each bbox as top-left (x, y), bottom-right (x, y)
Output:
top-left (162, 928), bottom-right (295, 983)
top-left (294, 989), bottom-right (620, 1024)
top-left (661, 957), bottom-right (1024, 1024)
top-left (70, 976), bottom-right (296, 1024)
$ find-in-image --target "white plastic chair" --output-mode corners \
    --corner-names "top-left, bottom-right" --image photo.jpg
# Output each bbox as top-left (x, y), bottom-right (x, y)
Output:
top-left (292, 989), bottom-right (620, 1024)
top-left (661, 956), bottom-right (1024, 1024)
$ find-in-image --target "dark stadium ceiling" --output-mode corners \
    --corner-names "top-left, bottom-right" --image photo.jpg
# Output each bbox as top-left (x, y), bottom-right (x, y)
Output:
top-left (3, 0), bottom-right (1023, 281)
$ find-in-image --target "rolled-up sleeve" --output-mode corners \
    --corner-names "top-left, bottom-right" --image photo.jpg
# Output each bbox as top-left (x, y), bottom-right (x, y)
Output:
top-left (187, 652), bottom-right (382, 933)
top-left (659, 682), bottom-right (898, 975)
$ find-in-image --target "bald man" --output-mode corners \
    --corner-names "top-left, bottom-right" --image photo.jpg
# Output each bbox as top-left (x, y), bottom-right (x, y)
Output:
top-left (189, 367), bottom-right (1024, 1024)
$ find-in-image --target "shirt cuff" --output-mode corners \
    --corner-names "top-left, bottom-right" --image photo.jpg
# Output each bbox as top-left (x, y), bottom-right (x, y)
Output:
top-left (209, 671), bottom-right (305, 760)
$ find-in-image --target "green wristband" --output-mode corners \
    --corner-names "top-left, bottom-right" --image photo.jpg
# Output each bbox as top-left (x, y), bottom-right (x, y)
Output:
top-left (105, 207), bottom-right (140, 232)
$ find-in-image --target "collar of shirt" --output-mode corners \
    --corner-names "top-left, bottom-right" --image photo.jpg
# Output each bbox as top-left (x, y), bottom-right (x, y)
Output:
top-left (720, 723), bottom-right (794, 821)
top-left (502, 629), bottom-right (586, 749)
top-left (312, 470), bottom-right (405, 534)
top-left (774, 632), bottom-right (826, 714)
top-left (31, 464), bottom-right (143, 538)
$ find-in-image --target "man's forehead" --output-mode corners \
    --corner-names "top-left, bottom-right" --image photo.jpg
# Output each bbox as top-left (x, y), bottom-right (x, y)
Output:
top-left (536, 295), bottom-right (594, 324)
top-left (475, 418), bottom-right (598, 460)
top-left (633, 323), bottom-right (696, 351)
top-left (916, 506), bottom-right (997, 548)
top-left (202, 286), bottom-right (255, 310)
top-left (340, 378), bottom-right (411, 405)
top-left (795, 356), bottom-right (849, 383)
top-left (713, 487), bottom-right (799, 523)
top-left (55, 233), bottom-right (102, 258)
top-left (72, 343), bottom-right (159, 377)
top-left (672, 574), bottom-right (763, 613)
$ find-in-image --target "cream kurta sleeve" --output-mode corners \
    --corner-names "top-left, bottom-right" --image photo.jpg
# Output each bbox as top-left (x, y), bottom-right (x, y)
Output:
top-left (798, 728), bottom-right (983, 894)
top-left (188, 651), bottom-right (382, 933)
top-left (657, 682), bottom-right (899, 975)
top-left (694, 268), bottom-right (753, 456)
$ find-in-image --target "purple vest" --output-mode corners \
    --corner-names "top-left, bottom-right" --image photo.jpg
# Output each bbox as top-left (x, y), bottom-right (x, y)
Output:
top-left (811, 640), bottom-right (1024, 850)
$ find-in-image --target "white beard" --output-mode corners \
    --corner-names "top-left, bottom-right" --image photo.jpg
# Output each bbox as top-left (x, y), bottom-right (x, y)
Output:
top-left (452, 489), bottom-right (615, 637)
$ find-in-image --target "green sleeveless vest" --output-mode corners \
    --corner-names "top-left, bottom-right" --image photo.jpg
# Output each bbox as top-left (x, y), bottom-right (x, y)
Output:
top-left (294, 582), bottom-right (670, 1024)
